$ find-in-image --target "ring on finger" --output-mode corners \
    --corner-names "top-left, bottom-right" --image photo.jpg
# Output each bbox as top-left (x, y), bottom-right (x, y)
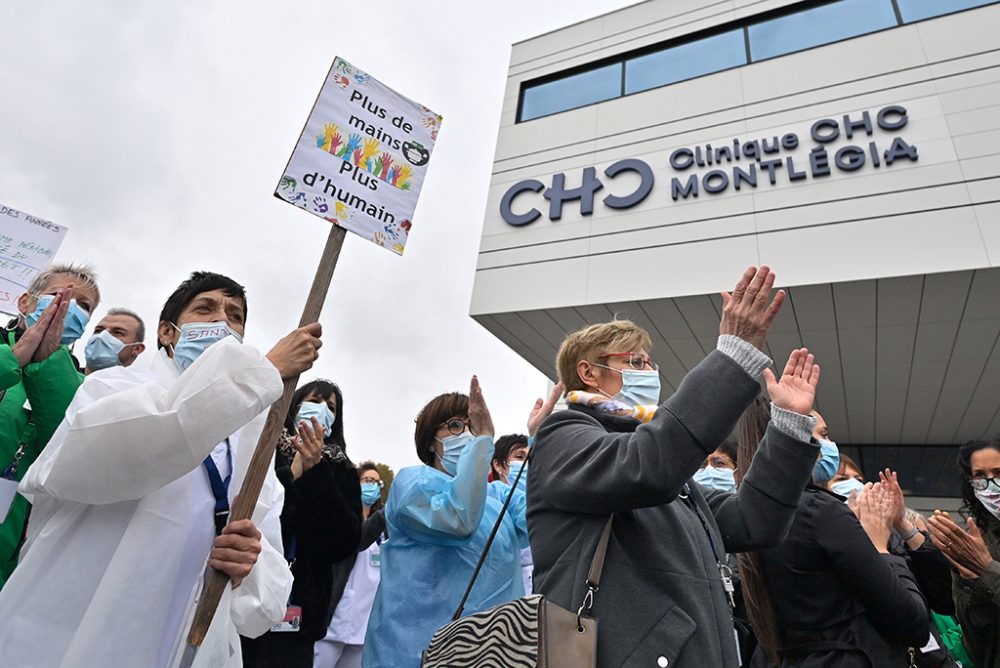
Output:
top-left (946, 540), bottom-right (954, 548)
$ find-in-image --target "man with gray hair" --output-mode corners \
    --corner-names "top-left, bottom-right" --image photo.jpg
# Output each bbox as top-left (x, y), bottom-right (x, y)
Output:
top-left (84, 307), bottom-right (146, 374)
top-left (0, 262), bottom-right (100, 588)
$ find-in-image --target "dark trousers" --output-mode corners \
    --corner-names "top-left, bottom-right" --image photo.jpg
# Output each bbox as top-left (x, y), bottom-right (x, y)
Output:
top-left (241, 631), bottom-right (315, 668)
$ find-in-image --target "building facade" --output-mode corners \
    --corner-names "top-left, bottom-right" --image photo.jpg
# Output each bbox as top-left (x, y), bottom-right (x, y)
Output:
top-left (471, 0), bottom-right (1000, 504)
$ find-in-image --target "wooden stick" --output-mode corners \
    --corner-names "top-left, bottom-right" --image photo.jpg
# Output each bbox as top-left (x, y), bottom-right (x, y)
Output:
top-left (185, 223), bottom-right (347, 648)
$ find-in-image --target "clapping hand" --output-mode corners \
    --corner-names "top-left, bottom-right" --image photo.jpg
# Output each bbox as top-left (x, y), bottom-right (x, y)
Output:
top-left (720, 266), bottom-right (785, 350)
top-left (857, 482), bottom-right (892, 553)
top-left (878, 469), bottom-right (908, 533)
top-left (764, 348), bottom-right (820, 415)
top-left (469, 375), bottom-right (494, 438)
top-left (12, 286), bottom-right (73, 367)
top-left (527, 382), bottom-right (563, 438)
top-left (928, 510), bottom-right (994, 580)
top-left (290, 416), bottom-right (325, 480)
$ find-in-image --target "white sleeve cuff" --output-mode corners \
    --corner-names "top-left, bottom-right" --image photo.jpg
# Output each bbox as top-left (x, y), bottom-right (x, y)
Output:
top-left (769, 403), bottom-right (816, 443)
top-left (716, 334), bottom-right (771, 378)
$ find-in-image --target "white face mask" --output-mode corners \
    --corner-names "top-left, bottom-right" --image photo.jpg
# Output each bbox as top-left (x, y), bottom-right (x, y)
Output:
top-left (974, 479), bottom-right (1000, 521)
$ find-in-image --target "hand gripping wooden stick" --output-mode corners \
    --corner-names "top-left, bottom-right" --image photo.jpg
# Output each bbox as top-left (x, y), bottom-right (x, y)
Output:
top-left (184, 224), bottom-right (347, 650)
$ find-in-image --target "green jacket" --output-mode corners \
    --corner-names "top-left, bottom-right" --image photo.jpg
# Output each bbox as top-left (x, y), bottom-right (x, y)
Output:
top-left (953, 515), bottom-right (1000, 668)
top-left (0, 336), bottom-right (84, 587)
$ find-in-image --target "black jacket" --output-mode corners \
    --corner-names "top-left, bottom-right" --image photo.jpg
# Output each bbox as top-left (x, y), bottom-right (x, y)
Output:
top-left (754, 486), bottom-right (930, 667)
top-left (273, 449), bottom-right (362, 640)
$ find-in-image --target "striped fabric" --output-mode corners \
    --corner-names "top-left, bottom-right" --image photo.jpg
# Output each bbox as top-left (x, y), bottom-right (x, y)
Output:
top-left (422, 595), bottom-right (541, 668)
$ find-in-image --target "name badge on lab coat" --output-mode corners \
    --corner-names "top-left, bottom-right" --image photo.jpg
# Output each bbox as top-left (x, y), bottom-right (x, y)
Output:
top-left (0, 476), bottom-right (18, 522)
top-left (370, 551), bottom-right (381, 567)
top-left (270, 605), bottom-right (302, 632)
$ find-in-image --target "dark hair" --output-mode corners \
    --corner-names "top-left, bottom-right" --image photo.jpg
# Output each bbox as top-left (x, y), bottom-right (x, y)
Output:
top-left (285, 379), bottom-right (346, 452)
top-left (958, 439), bottom-right (1000, 530)
top-left (717, 439), bottom-right (738, 464)
top-left (837, 453), bottom-right (862, 480)
top-left (414, 392), bottom-right (469, 466)
top-left (358, 460), bottom-right (384, 512)
top-left (491, 433), bottom-right (529, 478)
top-left (157, 272), bottom-right (247, 349)
top-left (735, 397), bottom-right (784, 666)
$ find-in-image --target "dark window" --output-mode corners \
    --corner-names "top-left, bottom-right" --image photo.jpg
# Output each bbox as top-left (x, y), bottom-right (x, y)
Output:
top-left (625, 29), bottom-right (747, 95)
top-left (897, 0), bottom-right (999, 22)
top-left (747, 0), bottom-right (897, 62)
top-left (520, 64), bottom-right (621, 121)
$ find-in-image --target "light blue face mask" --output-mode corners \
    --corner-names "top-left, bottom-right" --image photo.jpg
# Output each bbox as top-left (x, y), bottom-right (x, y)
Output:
top-left (597, 365), bottom-right (661, 407)
top-left (84, 330), bottom-right (138, 371)
top-left (171, 321), bottom-right (243, 372)
top-left (437, 431), bottom-right (473, 476)
top-left (693, 465), bottom-right (737, 493)
top-left (361, 482), bottom-right (381, 507)
top-left (813, 439), bottom-right (841, 484)
top-left (26, 295), bottom-right (91, 345)
top-left (507, 460), bottom-right (528, 492)
top-left (831, 477), bottom-right (865, 498)
top-left (297, 401), bottom-right (335, 438)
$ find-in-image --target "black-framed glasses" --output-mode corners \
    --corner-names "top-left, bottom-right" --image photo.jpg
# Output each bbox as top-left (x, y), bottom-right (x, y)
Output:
top-left (970, 476), bottom-right (1000, 492)
top-left (598, 352), bottom-right (659, 371)
top-left (439, 418), bottom-right (470, 436)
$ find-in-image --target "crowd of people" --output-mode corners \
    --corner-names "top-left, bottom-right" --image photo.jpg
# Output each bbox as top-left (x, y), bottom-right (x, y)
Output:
top-left (0, 263), bottom-right (996, 668)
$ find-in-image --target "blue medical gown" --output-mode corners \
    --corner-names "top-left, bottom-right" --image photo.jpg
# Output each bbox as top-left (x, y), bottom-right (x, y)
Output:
top-left (362, 435), bottom-right (528, 668)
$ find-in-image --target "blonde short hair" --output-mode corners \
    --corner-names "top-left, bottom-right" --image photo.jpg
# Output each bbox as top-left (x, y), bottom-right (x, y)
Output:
top-left (556, 319), bottom-right (653, 394)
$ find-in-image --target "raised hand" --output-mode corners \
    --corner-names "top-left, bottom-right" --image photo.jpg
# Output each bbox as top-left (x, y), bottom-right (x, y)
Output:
top-left (763, 348), bottom-right (820, 415)
top-left (291, 416), bottom-right (325, 480)
top-left (928, 510), bottom-right (994, 579)
top-left (13, 286), bottom-right (72, 366)
top-left (720, 266), bottom-right (785, 350)
top-left (527, 382), bottom-right (563, 437)
top-left (468, 375), bottom-right (494, 438)
top-left (857, 482), bottom-right (892, 553)
top-left (878, 469), bottom-right (907, 532)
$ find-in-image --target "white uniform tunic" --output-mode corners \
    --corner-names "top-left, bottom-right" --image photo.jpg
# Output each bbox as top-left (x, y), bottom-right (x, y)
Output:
top-left (326, 540), bottom-right (382, 645)
top-left (0, 339), bottom-right (292, 668)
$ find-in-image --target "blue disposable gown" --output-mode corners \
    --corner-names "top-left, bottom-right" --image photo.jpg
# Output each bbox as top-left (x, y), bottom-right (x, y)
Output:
top-left (362, 435), bottom-right (527, 668)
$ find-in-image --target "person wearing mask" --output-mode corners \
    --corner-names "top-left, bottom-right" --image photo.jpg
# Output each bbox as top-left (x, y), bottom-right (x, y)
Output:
top-left (314, 461), bottom-right (387, 668)
top-left (737, 399), bottom-right (929, 668)
top-left (490, 433), bottom-right (528, 484)
top-left (530, 266), bottom-right (823, 668)
top-left (83, 307), bottom-right (146, 374)
top-left (928, 439), bottom-right (1000, 668)
top-left (693, 440), bottom-right (739, 493)
top-left (829, 453), bottom-right (866, 498)
top-left (241, 379), bottom-right (362, 668)
top-left (0, 271), bottom-right (321, 667)
top-left (0, 262), bottom-right (99, 588)
top-left (810, 409), bottom-right (841, 490)
top-left (363, 376), bottom-right (558, 668)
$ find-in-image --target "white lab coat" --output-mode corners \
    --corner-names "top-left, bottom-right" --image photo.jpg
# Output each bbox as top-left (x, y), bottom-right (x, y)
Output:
top-left (0, 338), bottom-right (293, 668)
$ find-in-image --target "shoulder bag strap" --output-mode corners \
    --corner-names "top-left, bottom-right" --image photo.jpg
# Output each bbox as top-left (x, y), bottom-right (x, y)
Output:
top-left (449, 458), bottom-right (615, 621)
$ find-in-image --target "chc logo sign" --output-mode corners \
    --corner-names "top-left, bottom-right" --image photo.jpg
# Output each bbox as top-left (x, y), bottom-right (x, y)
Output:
top-left (500, 105), bottom-right (918, 227)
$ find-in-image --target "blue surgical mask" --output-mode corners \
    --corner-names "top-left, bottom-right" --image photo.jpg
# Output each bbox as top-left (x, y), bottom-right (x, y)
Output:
top-left (611, 368), bottom-right (661, 407)
top-left (831, 477), bottom-right (865, 498)
top-left (297, 401), bottom-right (335, 437)
top-left (693, 465), bottom-right (737, 493)
top-left (84, 330), bottom-right (137, 371)
top-left (360, 482), bottom-right (381, 507)
top-left (26, 295), bottom-right (91, 345)
top-left (507, 460), bottom-right (528, 492)
top-left (437, 431), bottom-right (473, 476)
top-left (171, 321), bottom-right (242, 372)
top-left (813, 439), bottom-right (840, 484)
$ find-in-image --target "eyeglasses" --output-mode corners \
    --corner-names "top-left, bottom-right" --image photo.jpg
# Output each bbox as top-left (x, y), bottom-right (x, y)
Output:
top-left (360, 476), bottom-right (383, 487)
top-left (702, 455), bottom-right (735, 470)
top-left (598, 352), bottom-right (658, 371)
top-left (970, 476), bottom-right (1000, 492)
top-left (439, 418), bottom-right (471, 436)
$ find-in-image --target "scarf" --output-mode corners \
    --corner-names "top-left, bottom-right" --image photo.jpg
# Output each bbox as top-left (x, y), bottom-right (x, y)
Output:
top-left (277, 430), bottom-right (348, 465)
top-left (565, 390), bottom-right (657, 423)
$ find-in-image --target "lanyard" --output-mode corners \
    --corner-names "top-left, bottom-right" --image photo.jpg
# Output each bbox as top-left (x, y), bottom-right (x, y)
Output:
top-left (202, 440), bottom-right (233, 536)
top-left (680, 484), bottom-right (736, 610)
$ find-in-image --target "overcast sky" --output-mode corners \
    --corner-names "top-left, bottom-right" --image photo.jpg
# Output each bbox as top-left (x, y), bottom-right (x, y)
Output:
top-left (0, 1), bottom-right (638, 472)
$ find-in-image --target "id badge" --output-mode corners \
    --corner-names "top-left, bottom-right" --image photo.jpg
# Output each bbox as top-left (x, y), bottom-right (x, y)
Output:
top-left (0, 474), bottom-right (19, 523)
top-left (270, 605), bottom-right (302, 632)
top-left (370, 551), bottom-right (381, 568)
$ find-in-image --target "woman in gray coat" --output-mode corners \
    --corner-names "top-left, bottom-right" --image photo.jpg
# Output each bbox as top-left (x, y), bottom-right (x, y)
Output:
top-left (529, 266), bottom-right (822, 668)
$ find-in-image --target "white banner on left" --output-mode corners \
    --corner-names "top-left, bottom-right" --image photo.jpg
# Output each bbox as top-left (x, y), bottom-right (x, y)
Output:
top-left (0, 204), bottom-right (68, 315)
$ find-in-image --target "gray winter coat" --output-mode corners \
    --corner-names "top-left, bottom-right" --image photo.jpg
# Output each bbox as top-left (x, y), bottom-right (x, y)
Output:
top-left (528, 350), bottom-right (818, 668)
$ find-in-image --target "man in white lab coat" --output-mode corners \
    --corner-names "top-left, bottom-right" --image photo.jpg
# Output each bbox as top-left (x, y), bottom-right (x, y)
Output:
top-left (0, 271), bottom-right (322, 668)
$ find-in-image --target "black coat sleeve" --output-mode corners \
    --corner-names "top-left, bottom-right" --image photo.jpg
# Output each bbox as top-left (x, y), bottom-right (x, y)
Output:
top-left (904, 537), bottom-right (957, 615)
top-left (817, 501), bottom-right (930, 647)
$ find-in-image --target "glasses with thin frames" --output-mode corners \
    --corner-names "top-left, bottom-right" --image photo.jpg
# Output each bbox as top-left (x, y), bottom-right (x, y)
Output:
top-left (360, 476), bottom-right (384, 487)
top-left (598, 352), bottom-right (659, 371)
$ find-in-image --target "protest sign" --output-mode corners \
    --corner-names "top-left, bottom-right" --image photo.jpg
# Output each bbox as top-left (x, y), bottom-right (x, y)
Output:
top-left (275, 56), bottom-right (442, 255)
top-left (0, 204), bottom-right (68, 315)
